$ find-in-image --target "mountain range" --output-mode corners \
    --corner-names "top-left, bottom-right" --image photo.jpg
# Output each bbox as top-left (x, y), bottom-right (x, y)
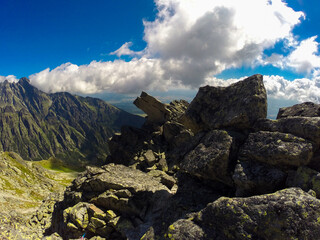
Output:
top-left (0, 78), bottom-right (144, 164)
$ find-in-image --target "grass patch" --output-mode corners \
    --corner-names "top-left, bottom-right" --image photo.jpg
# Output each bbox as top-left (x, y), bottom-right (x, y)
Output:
top-left (35, 157), bottom-right (81, 173)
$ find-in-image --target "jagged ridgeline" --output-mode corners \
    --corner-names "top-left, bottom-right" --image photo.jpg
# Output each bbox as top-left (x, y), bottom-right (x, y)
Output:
top-left (0, 78), bottom-right (144, 162)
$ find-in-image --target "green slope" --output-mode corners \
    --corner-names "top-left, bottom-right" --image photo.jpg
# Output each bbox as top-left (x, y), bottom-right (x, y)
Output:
top-left (0, 78), bottom-right (144, 163)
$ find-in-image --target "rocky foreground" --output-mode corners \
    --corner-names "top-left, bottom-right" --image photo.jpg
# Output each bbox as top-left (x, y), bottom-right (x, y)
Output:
top-left (20, 74), bottom-right (320, 239)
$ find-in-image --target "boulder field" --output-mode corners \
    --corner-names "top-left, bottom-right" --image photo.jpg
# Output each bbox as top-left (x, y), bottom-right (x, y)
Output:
top-left (43, 74), bottom-right (320, 239)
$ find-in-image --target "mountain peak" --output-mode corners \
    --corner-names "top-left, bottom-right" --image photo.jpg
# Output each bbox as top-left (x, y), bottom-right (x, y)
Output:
top-left (18, 77), bottom-right (31, 84)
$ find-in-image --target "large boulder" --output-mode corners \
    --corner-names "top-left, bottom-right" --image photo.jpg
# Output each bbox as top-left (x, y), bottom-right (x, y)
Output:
top-left (72, 164), bottom-right (170, 197)
top-left (194, 188), bottom-right (320, 240)
top-left (239, 131), bottom-right (314, 167)
top-left (277, 102), bottom-right (320, 119)
top-left (180, 130), bottom-right (237, 186)
top-left (255, 117), bottom-right (320, 146)
top-left (180, 74), bottom-right (267, 132)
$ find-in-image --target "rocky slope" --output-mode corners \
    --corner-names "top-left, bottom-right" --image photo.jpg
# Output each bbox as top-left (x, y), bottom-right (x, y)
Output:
top-left (34, 74), bottom-right (320, 239)
top-left (0, 78), bottom-right (144, 163)
top-left (0, 151), bottom-right (78, 239)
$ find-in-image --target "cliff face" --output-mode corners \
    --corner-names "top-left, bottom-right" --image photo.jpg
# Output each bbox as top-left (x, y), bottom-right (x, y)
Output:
top-left (0, 78), bottom-right (144, 163)
top-left (28, 75), bottom-right (320, 239)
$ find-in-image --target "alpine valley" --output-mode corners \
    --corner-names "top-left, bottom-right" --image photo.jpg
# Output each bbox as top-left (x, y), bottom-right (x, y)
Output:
top-left (0, 78), bottom-right (144, 164)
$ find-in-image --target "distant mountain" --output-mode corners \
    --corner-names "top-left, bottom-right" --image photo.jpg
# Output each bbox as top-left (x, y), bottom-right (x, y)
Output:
top-left (0, 78), bottom-right (144, 163)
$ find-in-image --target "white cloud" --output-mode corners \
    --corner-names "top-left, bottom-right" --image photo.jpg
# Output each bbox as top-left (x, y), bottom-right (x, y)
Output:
top-left (30, 0), bottom-right (306, 94)
top-left (264, 36), bottom-right (320, 75)
top-left (286, 36), bottom-right (320, 73)
top-left (0, 75), bottom-right (18, 83)
top-left (263, 75), bottom-right (320, 102)
top-left (30, 59), bottom-right (168, 94)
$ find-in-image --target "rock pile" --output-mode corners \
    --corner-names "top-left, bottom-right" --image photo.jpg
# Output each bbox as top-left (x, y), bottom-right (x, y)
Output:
top-left (46, 74), bottom-right (320, 239)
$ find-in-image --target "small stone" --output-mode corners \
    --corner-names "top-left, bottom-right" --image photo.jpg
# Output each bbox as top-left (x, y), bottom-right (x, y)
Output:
top-left (143, 150), bottom-right (156, 167)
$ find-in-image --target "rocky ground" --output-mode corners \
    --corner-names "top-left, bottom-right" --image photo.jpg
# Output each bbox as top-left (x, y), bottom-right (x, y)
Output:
top-left (37, 74), bottom-right (320, 239)
top-left (4, 74), bottom-right (320, 239)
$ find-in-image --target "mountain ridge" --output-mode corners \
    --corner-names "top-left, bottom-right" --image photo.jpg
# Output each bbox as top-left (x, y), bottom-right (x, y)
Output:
top-left (0, 78), bottom-right (144, 163)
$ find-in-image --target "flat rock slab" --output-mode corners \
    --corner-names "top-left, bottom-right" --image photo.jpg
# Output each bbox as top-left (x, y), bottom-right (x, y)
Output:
top-left (75, 164), bottom-right (170, 194)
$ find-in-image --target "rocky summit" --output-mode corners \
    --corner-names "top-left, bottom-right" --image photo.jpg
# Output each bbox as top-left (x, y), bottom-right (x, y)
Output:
top-left (0, 78), bottom-right (144, 163)
top-left (8, 74), bottom-right (320, 240)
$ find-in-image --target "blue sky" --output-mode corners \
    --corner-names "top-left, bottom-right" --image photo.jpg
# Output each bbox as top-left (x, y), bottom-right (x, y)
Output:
top-left (0, 0), bottom-right (155, 77)
top-left (1, 0), bottom-right (320, 104)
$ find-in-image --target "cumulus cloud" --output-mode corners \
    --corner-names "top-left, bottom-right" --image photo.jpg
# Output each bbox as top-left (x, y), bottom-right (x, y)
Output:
top-left (264, 36), bottom-right (320, 74)
top-left (264, 75), bottom-right (320, 102)
top-left (286, 36), bottom-right (320, 73)
top-left (30, 0), bottom-right (307, 94)
top-left (30, 59), bottom-right (167, 94)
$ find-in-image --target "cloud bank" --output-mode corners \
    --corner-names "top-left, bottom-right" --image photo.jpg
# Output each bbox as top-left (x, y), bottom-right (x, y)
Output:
top-left (205, 75), bottom-right (320, 103)
top-left (3, 0), bottom-right (320, 102)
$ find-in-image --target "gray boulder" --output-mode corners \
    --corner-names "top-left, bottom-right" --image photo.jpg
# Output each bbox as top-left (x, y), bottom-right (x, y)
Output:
top-left (73, 164), bottom-right (170, 196)
top-left (196, 188), bottom-right (320, 240)
top-left (254, 117), bottom-right (320, 146)
top-left (277, 102), bottom-right (320, 119)
top-left (239, 131), bottom-right (314, 167)
top-left (180, 74), bottom-right (267, 132)
top-left (63, 202), bottom-right (116, 238)
top-left (180, 130), bottom-right (236, 186)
